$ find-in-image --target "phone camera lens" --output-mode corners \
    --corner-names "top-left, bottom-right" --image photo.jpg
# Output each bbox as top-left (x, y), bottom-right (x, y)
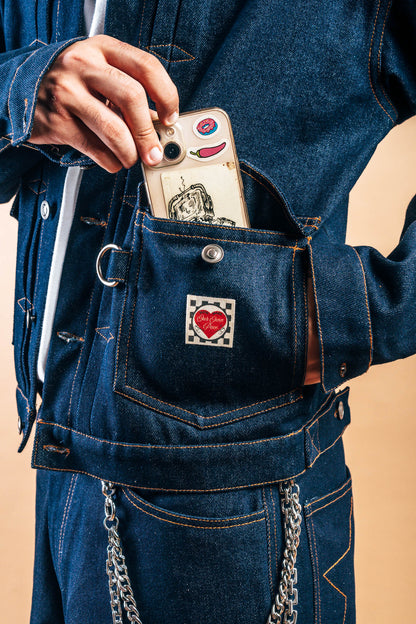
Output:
top-left (164, 142), bottom-right (181, 161)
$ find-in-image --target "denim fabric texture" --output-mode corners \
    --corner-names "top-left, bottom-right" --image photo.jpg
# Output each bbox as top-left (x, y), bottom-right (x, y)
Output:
top-left (0, 0), bottom-right (415, 622)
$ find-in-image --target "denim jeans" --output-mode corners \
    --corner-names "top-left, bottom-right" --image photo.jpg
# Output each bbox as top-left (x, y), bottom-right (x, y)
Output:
top-left (30, 407), bottom-right (354, 624)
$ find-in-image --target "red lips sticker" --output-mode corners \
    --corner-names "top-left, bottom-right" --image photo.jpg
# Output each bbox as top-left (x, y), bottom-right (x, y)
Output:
top-left (194, 309), bottom-right (227, 339)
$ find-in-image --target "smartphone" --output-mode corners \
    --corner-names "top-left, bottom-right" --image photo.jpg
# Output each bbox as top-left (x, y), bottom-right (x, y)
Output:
top-left (141, 108), bottom-right (250, 227)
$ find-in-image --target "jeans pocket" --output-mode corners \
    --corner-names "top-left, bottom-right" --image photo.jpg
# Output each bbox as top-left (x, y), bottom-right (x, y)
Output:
top-left (303, 467), bottom-right (356, 624)
top-left (111, 209), bottom-right (307, 430)
top-left (117, 484), bottom-right (273, 623)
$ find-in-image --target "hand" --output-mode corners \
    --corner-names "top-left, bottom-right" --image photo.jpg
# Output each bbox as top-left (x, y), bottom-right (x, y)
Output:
top-left (28, 35), bottom-right (179, 172)
top-left (304, 276), bottom-right (321, 385)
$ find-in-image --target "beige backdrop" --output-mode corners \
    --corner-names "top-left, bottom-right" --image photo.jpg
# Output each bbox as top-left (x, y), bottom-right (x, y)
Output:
top-left (0, 117), bottom-right (415, 622)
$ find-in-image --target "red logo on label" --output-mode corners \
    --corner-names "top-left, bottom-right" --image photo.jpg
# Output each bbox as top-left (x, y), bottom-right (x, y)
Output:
top-left (194, 310), bottom-right (227, 339)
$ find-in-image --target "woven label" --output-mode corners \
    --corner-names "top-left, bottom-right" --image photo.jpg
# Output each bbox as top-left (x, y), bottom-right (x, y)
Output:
top-left (185, 295), bottom-right (235, 348)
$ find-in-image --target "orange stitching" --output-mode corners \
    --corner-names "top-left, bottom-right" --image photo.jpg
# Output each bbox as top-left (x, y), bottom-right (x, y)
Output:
top-left (125, 487), bottom-right (264, 522)
top-left (115, 388), bottom-right (302, 429)
top-left (307, 241), bottom-right (326, 391)
top-left (145, 44), bottom-right (195, 63)
top-left (122, 487), bottom-right (264, 529)
top-left (291, 246), bottom-right (298, 385)
top-left (17, 386), bottom-right (31, 413)
top-left (376, 0), bottom-right (397, 117)
top-left (269, 485), bottom-right (278, 582)
top-left (17, 297), bottom-right (33, 312)
top-left (138, 0), bottom-right (146, 47)
top-left (122, 199), bottom-right (136, 208)
top-left (58, 474), bottom-right (78, 571)
top-left (367, 0), bottom-right (395, 123)
top-left (141, 223), bottom-right (297, 249)
top-left (352, 248), bottom-right (373, 370)
top-left (321, 494), bottom-right (353, 624)
top-left (7, 48), bottom-right (38, 139)
top-left (311, 517), bottom-right (321, 624)
top-left (261, 486), bottom-right (274, 597)
top-left (304, 476), bottom-right (352, 509)
top-left (304, 485), bottom-right (352, 518)
top-left (95, 327), bottom-right (114, 343)
top-left (66, 173), bottom-right (119, 425)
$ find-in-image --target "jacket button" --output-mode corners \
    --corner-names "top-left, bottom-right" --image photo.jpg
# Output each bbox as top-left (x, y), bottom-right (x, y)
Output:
top-left (339, 362), bottom-right (347, 377)
top-left (17, 415), bottom-right (23, 434)
top-left (201, 244), bottom-right (224, 263)
top-left (335, 401), bottom-right (345, 420)
top-left (40, 200), bottom-right (50, 220)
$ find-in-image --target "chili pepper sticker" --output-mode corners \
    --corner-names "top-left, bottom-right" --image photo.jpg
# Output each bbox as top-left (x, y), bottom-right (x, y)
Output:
top-left (187, 140), bottom-right (228, 161)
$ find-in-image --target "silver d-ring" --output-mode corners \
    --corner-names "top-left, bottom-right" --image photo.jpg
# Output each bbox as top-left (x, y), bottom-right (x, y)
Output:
top-left (96, 243), bottom-right (122, 287)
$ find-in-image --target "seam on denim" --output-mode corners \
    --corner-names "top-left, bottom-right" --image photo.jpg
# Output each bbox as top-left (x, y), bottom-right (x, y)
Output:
top-left (17, 385), bottom-right (31, 413)
top-left (145, 44), bottom-right (195, 63)
top-left (291, 246), bottom-right (298, 387)
top-left (122, 487), bottom-right (265, 529)
top-left (57, 474), bottom-right (78, 574)
top-left (95, 327), bottom-right (114, 342)
top-left (23, 98), bottom-right (28, 132)
top-left (304, 485), bottom-right (352, 519)
top-left (351, 248), bottom-right (373, 370)
top-left (33, 218), bottom-right (46, 304)
top-left (37, 391), bottom-right (346, 451)
top-left (141, 224), bottom-right (297, 249)
top-left (367, 0), bottom-right (395, 123)
top-left (80, 216), bottom-right (108, 227)
top-left (29, 39), bottom-right (47, 47)
top-left (304, 476), bottom-right (352, 510)
top-left (376, 0), bottom-right (397, 118)
top-left (307, 240), bottom-right (327, 391)
top-left (321, 494), bottom-right (353, 624)
top-left (17, 297), bottom-right (34, 312)
top-left (307, 426), bottom-right (348, 470)
top-left (27, 179), bottom-right (47, 195)
top-left (310, 517), bottom-right (321, 624)
top-left (115, 388), bottom-right (302, 428)
top-left (55, 0), bottom-right (61, 42)
top-left (301, 269), bottom-right (308, 385)
top-left (122, 199), bottom-right (136, 209)
top-left (138, 0), bottom-right (146, 47)
top-left (305, 388), bottom-right (348, 437)
top-left (7, 48), bottom-right (39, 140)
top-left (308, 422), bottom-right (321, 456)
top-left (67, 173), bottom-right (119, 425)
top-left (269, 485), bottom-right (278, 586)
top-left (125, 487), bottom-right (264, 522)
top-left (138, 210), bottom-right (295, 240)
top-left (261, 486), bottom-right (274, 598)
top-left (0, 137), bottom-right (12, 155)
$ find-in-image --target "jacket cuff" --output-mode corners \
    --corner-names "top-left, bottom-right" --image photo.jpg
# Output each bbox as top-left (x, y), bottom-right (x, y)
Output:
top-left (8, 37), bottom-right (87, 147)
top-left (308, 236), bottom-right (373, 392)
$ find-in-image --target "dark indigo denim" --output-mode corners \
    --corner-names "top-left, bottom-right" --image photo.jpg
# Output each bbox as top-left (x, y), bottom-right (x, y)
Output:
top-left (0, 1), bottom-right (415, 622)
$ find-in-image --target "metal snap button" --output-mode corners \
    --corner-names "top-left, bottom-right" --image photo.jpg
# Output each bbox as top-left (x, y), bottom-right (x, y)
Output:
top-left (40, 200), bottom-right (50, 220)
top-left (201, 244), bottom-right (224, 264)
top-left (339, 362), bottom-right (347, 377)
top-left (335, 401), bottom-right (345, 420)
top-left (17, 415), bottom-right (22, 435)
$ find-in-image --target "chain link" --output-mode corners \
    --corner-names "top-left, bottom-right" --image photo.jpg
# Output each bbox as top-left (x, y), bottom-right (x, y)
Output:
top-left (267, 480), bottom-right (302, 624)
top-left (102, 479), bottom-right (301, 624)
top-left (102, 481), bottom-right (144, 624)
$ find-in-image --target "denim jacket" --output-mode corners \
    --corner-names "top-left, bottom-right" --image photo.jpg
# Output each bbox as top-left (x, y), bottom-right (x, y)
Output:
top-left (0, 0), bottom-right (415, 491)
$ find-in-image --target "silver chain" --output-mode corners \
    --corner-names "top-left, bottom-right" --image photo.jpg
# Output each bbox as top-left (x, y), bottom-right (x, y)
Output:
top-left (102, 481), bottom-right (144, 624)
top-left (102, 479), bottom-right (301, 624)
top-left (267, 480), bottom-right (302, 624)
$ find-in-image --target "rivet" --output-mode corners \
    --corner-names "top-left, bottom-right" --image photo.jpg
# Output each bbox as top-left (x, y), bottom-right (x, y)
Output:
top-left (17, 415), bottom-right (22, 435)
top-left (339, 362), bottom-right (347, 378)
top-left (336, 401), bottom-right (345, 420)
top-left (40, 200), bottom-right (50, 220)
top-left (201, 244), bottom-right (224, 264)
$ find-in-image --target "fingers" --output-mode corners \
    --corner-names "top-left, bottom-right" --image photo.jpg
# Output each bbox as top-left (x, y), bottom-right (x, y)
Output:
top-left (97, 36), bottom-right (179, 125)
top-left (87, 66), bottom-right (163, 166)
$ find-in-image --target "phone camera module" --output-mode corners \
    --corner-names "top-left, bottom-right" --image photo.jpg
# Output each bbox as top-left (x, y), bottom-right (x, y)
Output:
top-left (164, 142), bottom-right (181, 161)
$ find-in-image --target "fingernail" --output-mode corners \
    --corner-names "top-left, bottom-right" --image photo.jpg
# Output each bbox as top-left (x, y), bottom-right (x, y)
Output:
top-left (148, 145), bottom-right (163, 164)
top-left (165, 111), bottom-right (179, 125)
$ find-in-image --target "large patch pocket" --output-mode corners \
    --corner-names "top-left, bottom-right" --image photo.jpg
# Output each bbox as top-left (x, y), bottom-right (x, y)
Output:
top-left (304, 469), bottom-right (355, 624)
top-left (113, 210), bottom-right (307, 427)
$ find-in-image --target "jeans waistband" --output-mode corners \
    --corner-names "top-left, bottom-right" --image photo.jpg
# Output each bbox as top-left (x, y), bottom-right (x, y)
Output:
top-left (32, 388), bottom-right (349, 492)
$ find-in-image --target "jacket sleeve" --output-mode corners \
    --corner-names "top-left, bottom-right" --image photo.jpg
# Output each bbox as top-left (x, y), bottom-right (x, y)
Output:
top-left (0, 7), bottom-right (87, 201)
top-left (310, 0), bottom-right (416, 392)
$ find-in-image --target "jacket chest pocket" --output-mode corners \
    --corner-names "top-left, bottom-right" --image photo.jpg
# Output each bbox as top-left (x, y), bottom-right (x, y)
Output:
top-left (111, 211), bottom-right (307, 429)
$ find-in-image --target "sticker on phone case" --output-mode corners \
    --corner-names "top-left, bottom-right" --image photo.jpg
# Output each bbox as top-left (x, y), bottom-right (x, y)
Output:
top-left (187, 140), bottom-right (228, 161)
top-left (193, 116), bottom-right (220, 138)
top-left (185, 295), bottom-right (235, 347)
top-left (161, 162), bottom-right (245, 226)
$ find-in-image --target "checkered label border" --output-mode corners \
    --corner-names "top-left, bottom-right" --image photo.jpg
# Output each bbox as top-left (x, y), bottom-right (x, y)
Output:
top-left (185, 294), bottom-right (235, 348)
